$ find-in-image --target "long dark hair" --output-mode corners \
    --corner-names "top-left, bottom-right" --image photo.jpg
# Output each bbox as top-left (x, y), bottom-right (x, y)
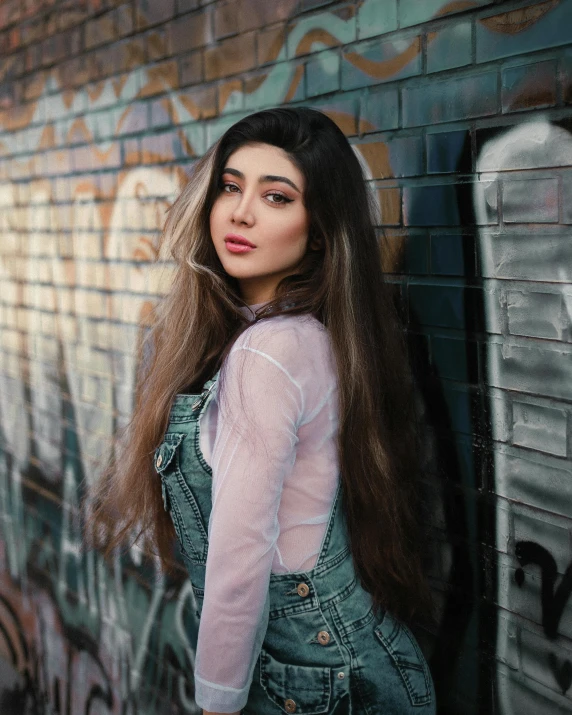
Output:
top-left (89, 107), bottom-right (431, 623)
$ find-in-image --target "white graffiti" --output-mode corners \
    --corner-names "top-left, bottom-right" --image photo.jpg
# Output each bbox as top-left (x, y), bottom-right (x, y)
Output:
top-left (475, 117), bottom-right (572, 713)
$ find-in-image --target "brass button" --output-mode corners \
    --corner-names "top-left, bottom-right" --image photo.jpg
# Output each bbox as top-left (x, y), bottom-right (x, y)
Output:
top-left (317, 630), bottom-right (331, 645)
top-left (156, 453), bottom-right (163, 468)
top-left (296, 583), bottom-right (310, 597)
top-left (284, 699), bottom-right (296, 713)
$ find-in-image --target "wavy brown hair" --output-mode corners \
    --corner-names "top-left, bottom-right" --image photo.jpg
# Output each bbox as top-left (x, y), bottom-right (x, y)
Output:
top-left (89, 107), bottom-right (431, 624)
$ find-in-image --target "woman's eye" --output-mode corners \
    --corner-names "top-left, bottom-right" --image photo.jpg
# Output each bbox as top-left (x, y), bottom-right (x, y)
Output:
top-left (266, 192), bottom-right (292, 205)
top-left (220, 183), bottom-right (292, 204)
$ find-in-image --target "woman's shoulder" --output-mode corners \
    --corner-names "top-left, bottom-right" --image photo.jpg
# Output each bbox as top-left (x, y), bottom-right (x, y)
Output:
top-left (225, 314), bottom-right (337, 416)
top-left (231, 313), bottom-right (332, 369)
top-left (234, 312), bottom-right (328, 348)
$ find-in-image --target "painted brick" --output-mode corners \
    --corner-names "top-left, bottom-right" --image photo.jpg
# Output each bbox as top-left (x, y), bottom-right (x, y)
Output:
top-left (242, 68), bottom-right (270, 110)
top-left (170, 10), bottom-right (211, 54)
top-left (489, 340), bottom-right (572, 401)
top-left (282, 61), bottom-right (306, 104)
top-left (354, 141), bottom-right (391, 179)
top-left (240, 0), bottom-right (297, 33)
top-left (480, 230), bottom-right (572, 281)
top-left (560, 167), bottom-right (572, 225)
top-left (507, 290), bottom-right (563, 340)
top-left (521, 625), bottom-right (572, 699)
top-left (341, 33), bottom-right (421, 90)
top-left (219, 78), bottom-right (243, 114)
top-left (42, 33), bottom-right (68, 67)
top-left (502, 60), bottom-right (557, 113)
top-left (399, 0), bottom-right (493, 28)
top-left (150, 98), bottom-right (173, 129)
top-left (499, 660), bottom-right (570, 715)
top-left (146, 27), bottom-right (172, 61)
top-left (87, 49), bottom-right (109, 81)
top-left (287, 5), bottom-right (356, 58)
top-left (512, 401), bottom-right (567, 456)
top-left (494, 448), bottom-right (572, 520)
top-left (563, 50), bottom-right (572, 105)
top-left (23, 72), bottom-right (47, 102)
top-left (444, 383), bottom-right (474, 435)
top-left (513, 507), bottom-right (572, 581)
top-left (357, 0), bottom-right (397, 39)
top-left (306, 48), bottom-right (339, 97)
top-left (487, 389), bottom-right (514, 452)
top-left (431, 234), bottom-right (475, 277)
top-left (85, 12), bottom-right (116, 50)
top-left (377, 186), bottom-right (401, 225)
top-left (177, 84), bottom-right (217, 121)
top-left (307, 90), bottom-right (360, 136)
top-left (116, 102), bottom-right (148, 135)
top-left (111, 38), bottom-right (146, 72)
top-left (476, 1), bottom-right (572, 63)
top-left (257, 24), bottom-right (286, 66)
top-left (404, 184), bottom-right (465, 227)
top-left (135, 0), bottom-right (176, 30)
top-left (177, 0), bottom-right (200, 12)
top-left (58, 57), bottom-right (89, 89)
top-left (140, 59), bottom-right (179, 97)
top-left (502, 178), bottom-right (559, 224)
top-left (403, 71), bottom-right (498, 127)
top-left (205, 32), bottom-right (256, 81)
top-left (426, 20), bottom-right (472, 74)
top-left (214, 0), bottom-right (240, 39)
top-left (359, 86), bottom-right (399, 133)
top-left (409, 283), bottom-right (471, 330)
top-left (205, 112), bottom-right (241, 145)
top-left (430, 335), bottom-right (474, 382)
top-left (475, 121), bottom-right (572, 173)
top-left (116, 5), bottom-right (134, 38)
top-left (179, 50), bottom-right (203, 86)
top-left (140, 131), bottom-right (178, 163)
top-left (299, 0), bottom-right (338, 10)
top-left (397, 232), bottom-right (426, 276)
top-left (427, 129), bottom-right (468, 175)
top-left (387, 135), bottom-right (424, 177)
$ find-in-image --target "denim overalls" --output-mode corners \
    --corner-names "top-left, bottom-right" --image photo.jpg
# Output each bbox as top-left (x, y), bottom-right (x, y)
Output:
top-left (154, 370), bottom-right (436, 714)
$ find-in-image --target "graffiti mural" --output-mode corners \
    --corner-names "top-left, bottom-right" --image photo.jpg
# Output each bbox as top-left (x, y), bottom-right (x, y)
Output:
top-left (0, 0), bottom-right (571, 712)
top-left (475, 117), bottom-right (572, 713)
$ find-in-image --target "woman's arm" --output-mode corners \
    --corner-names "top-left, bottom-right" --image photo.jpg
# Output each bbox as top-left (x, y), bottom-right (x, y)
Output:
top-left (193, 327), bottom-right (304, 714)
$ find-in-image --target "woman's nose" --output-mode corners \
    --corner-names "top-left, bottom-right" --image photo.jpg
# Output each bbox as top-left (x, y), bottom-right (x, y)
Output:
top-left (231, 194), bottom-right (255, 225)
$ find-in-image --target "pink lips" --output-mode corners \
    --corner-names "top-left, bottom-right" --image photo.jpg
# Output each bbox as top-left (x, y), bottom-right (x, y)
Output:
top-left (224, 234), bottom-right (256, 253)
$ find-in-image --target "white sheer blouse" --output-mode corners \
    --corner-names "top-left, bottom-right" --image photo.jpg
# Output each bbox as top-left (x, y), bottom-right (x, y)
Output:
top-left (193, 302), bottom-right (340, 713)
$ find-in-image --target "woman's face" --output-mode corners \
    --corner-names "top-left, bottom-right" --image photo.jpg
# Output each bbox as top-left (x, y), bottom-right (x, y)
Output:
top-left (209, 142), bottom-right (311, 305)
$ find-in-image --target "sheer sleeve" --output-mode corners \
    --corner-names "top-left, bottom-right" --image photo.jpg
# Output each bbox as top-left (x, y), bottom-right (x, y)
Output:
top-left (193, 321), bottom-right (305, 713)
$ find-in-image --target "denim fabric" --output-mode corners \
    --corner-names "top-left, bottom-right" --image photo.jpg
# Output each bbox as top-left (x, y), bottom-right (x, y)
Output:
top-left (154, 372), bottom-right (436, 714)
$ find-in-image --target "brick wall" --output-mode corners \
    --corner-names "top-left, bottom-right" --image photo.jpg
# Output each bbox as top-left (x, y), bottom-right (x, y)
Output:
top-left (0, 0), bottom-right (571, 712)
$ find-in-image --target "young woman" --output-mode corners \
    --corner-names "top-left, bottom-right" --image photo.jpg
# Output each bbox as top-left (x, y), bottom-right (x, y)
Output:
top-left (92, 107), bottom-right (436, 714)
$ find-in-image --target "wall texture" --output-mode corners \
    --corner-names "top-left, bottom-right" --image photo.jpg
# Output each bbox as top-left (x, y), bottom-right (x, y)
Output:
top-left (0, 0), bottom-right (571, 712)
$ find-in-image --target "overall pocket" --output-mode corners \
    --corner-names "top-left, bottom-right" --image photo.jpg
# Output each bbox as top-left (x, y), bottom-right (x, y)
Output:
top-left (374, 612), bottom-right (432, 707)
top-left (259, 648), bottom-right (332, 714)
top-left (154, 433), bottom-right (209, 564)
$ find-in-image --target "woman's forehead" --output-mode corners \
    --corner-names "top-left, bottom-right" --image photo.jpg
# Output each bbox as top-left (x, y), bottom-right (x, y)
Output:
top-left (224, 143), bottom-right (304, 183)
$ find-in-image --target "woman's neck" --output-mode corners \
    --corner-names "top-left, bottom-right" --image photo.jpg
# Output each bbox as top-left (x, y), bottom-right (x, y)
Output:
top-left (238, 299), bottom-right (271, 321)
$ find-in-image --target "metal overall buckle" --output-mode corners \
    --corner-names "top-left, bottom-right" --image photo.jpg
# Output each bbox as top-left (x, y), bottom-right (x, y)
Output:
top-left (191, 381), bottom-right (215, 411)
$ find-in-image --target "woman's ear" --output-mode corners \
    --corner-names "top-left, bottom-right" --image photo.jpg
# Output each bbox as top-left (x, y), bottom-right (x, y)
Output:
top-left (308, 230), bottom-right (323, 251)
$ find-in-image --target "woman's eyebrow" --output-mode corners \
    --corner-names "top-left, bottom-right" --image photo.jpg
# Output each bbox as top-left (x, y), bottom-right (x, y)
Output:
top-left (223, 167), bottom-right (301, 193)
